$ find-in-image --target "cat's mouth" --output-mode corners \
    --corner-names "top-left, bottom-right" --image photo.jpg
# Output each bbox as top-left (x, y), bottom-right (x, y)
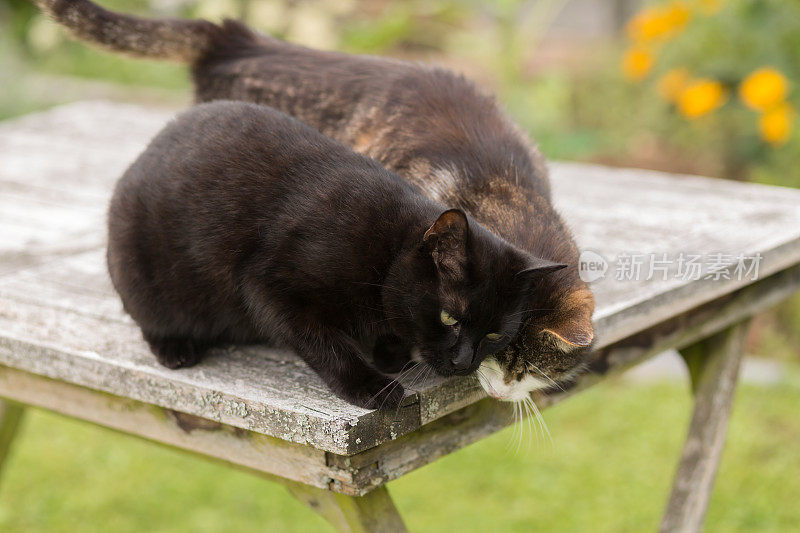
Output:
top-left (476, 357), bottom-right (550, 402)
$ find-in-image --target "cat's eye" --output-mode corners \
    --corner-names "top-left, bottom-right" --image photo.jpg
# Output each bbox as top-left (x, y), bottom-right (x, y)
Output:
top-left (440, 310), bottom-right (458, 326)
top-left (485, 332), bottom-right (503, 341)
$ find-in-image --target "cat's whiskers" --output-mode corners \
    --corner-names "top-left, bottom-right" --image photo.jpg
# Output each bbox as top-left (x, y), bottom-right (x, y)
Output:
top-left (378, 360), bottom-right (430, 412)
top-left (506, 307), bottom-right (555, 317)
top-left (393, 363), bottom-right (432, 418)
top-left (504, 395), bottom-right (553, 455)
top-left (518, 402), bottom-right (528, 457)
top-left (526, 395), bottom-right (552, 448)
top-left (516, 397), bottom-right (533, 451)
top-left (516, 398), bottom-right (529, 451)
top-left (475, 368), bottom-right (490, 392)
top-left (413, 364), bottom-right (434, 393)
top-left (504, 400), bottom-right (519, 455)
top-left (528, 362), bottom-right (563, 391)
top-left (368, 361), bottom-right (418, 409)
top-left (508, 401), bottom-right (521, 456)
top-left (481, 364), bottom-right (503, 376)
top-left (393, 359), bottom-right (418, 379)
top-left (367, 378), bottom-right (400, 407)
top-left (522, 396), bottom-right (536, 451)
top-left (476, 368), bottom-right (504, 402)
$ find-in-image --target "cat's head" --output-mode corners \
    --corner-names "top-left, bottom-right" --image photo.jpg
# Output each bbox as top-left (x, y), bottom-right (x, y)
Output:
top-left (477, 282), bottom-right (595, 401)
top-left (383, 208), bottom-right (566, 377)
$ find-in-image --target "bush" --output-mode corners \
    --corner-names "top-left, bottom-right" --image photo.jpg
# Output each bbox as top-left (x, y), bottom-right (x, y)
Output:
top-left (613, 0), bottom-right (800, 186)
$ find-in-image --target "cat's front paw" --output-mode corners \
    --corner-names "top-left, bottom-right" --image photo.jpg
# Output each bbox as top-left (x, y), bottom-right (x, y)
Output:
top-left (346, 377), bottom-right (406, 410)
top-left (145, 334), bottom-right (208, 369)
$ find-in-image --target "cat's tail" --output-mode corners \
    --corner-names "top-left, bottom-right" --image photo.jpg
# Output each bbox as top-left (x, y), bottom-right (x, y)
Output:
top-left (34, 0), bottom-right (226, 63)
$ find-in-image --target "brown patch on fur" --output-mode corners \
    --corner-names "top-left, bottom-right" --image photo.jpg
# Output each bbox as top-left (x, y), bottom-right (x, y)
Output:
top-left (352, 130), bottom-right (376, 155)
top-left (546, 287), bottom-right (595, 346)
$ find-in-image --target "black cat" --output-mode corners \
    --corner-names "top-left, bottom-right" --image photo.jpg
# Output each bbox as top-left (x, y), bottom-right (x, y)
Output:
top-left (107, 102), bottom-right (565, 408)
top-left (37, 0), bottom-right (596, 398)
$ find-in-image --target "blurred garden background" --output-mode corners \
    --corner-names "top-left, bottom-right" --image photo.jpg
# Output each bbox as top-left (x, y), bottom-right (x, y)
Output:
top-left (0, 0), bottom-right (798, 531)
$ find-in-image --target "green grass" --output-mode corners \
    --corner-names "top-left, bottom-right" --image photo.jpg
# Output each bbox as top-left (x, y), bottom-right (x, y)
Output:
top-left (2, 379), bottom-right (799, 532)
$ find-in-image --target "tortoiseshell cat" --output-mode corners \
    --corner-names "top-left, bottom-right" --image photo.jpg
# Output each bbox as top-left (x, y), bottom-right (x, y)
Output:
top-left (39, 0), bottom-right (596, 400)
top-left (108, 101), bottom-right (564, 408)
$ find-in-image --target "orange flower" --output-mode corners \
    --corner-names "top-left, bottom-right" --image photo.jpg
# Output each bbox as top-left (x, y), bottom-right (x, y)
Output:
top-left (626, 2), bottom-right (690, 42)
top-left (740, 67), bottom-right (790, 111)
top-left (658, 68), bottom-right (691, 102)
top-left (759, 103), bottom-right (795, 146)
top-left (626, 7), bottom-right (670, 42)
top-left (622, 46), bottom-right (654, 81)
top-left (664, 2), bottom-right (691, 32)
top-left (677, 79), bottom-right (727, 118)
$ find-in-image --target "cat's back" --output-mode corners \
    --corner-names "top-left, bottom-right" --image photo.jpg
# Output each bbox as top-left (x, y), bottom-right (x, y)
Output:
top-left (113, 101), bottom-right (374, 209)
top-left (192, 27), bottom-right (551, 199)
top-left (126, 101), bottom-right (325, 181)
top-left (106, 101), bottom-right (371, 339)
top-left (108, 101), bottom-right (419, 279)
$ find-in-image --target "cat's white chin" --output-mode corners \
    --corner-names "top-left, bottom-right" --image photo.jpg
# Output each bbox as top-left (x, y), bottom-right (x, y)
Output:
top-left (477, 357), bottom-right (548, 402)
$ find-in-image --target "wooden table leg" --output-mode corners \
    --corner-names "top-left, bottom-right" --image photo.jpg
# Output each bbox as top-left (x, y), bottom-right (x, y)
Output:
top-left (284, 480), bottom-right (407, 533)
top-left (660, 320), bottom-right (750, 533)
top-left (0, 399), bottom-right (26, 484)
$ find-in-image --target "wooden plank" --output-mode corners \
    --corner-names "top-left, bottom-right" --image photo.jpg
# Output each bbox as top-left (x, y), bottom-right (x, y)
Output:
top-left (0, 184), bottom-right (105, 276)
top-left (1, 101), bottom-right (799, 455)
top-left (0, 101), bottom-right (167, 274)
top-left (552, 163), bottom-right (800, 347)
top-left (0, 363), bottom-right (483, 497)
top-left (0, 365), bottom-right (349, 490)
top-left (0, 295), bottom-right (424, 456)
top-left (660, 321), bottom-right (749, 533)
top-left (0, 361), bottom-right (508, 495)
top-left (285, 482), bottom-right (407, 533)
top-left (0, 399), bottom-right (25, 483)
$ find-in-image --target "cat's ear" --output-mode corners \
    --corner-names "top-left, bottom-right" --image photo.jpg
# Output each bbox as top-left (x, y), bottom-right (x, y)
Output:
top-left (543, 287), bottom-right (595, 351)
top-left (423, 209), bottom-right (469, 276)
top-left (517, 257), bottom-right (567, 281)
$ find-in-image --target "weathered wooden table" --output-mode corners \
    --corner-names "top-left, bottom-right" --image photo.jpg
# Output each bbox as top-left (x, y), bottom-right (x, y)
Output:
top-left (1, 102), bottom-right (799, 532)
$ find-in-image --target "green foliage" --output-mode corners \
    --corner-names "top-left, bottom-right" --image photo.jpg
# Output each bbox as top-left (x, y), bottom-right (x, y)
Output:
top-left (650, 0), bottom-right (800, 80)
top-left (341, 1), bottom-right (470, 54)
top-left (611, 0), bottom-right (800, 184)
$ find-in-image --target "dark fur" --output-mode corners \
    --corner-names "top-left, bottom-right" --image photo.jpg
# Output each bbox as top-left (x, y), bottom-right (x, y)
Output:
top-left (39, 1), bottom-right (595, 383)
top-left (107, 102), bottom-right (561, 408)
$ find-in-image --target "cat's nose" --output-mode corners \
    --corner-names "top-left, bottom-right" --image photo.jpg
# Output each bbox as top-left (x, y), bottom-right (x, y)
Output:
top-left (451, 344), bottom-right (474, 372)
